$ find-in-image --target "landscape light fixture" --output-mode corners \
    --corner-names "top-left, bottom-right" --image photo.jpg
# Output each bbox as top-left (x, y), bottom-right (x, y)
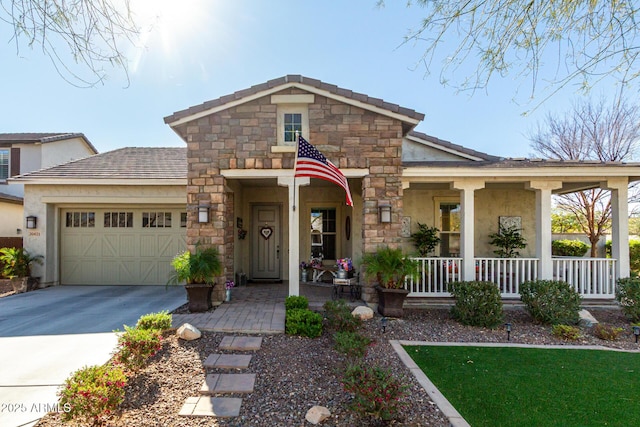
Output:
top-left (26, 216), bottom-right (37, 229)
top-left (381, 316), bottom-right (388, 333)
top-left (633, 326), bottom-right (640, 344)
top-left (379, 204), bottom-right (391, 223)
top-left (505, 322), bottom-right (512, 341)
top-left (197, 205), bottom-right (210, 223)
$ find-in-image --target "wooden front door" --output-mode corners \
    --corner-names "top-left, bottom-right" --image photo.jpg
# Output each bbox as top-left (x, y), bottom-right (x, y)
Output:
top-left (251, 204), bottom-right (281, 280)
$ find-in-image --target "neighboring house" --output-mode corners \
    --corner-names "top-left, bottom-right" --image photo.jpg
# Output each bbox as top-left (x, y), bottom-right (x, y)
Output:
top-left (0, 133), bottom-right (97, 248)
top-left (14, 76), bottom-right (640, 306)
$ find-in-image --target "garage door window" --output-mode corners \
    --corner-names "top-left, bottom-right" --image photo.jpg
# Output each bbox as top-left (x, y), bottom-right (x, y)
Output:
top-left (104, 212), bottom-right (133, 228)
top-left (65, 212), bottom-right (95, 228)
top-left (142, 212), bottom-right (172, 228)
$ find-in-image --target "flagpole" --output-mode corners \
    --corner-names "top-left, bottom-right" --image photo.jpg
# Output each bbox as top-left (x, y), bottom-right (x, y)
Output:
top-left (292, 132), bottom-right (300, 211)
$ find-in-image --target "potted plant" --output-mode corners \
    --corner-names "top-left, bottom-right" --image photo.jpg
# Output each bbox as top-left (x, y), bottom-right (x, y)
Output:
top-left (0, 247), bottom-right (43, 293)
top-left (362, 246), bottom-right (419, 317)
top-left (410, 223), bottom-right (441, 257)
top-left (488, 224), bottom-right (527, 258)
top-left (167, 245), bottom-right (222, 312)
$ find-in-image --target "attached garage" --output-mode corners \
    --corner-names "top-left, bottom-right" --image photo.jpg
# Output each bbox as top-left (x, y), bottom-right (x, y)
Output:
top-left (60, 208), bottom-right (187, 285)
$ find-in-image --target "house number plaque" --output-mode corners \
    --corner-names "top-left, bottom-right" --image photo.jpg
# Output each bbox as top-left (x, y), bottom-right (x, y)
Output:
top-left (260, 226), bottom-right (273, 240)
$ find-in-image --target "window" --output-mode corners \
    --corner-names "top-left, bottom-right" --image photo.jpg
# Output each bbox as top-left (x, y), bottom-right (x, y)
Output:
top-left (142, 212), bottom-right (172, 228)
top-left (439, 202), bottom-right (461, 257)
top-left (284, 113), bottom-right (302, 143)
top-left (0, 149), bottom-right (8, 180)
top-left (310, 208), bottom-right (336, 260)
top-left (65, 211), bottom-right (96, 228)
top-left (271, 95), bottom-right (312, 147)
top-left (180, 212), bottom-right (187, 227)
top-left (104, 212), bottom-right (133, 228)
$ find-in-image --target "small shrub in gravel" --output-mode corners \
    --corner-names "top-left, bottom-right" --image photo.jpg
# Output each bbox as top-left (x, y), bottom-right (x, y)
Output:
top-left (333, 331), bottom-right (372, 359)
top-left (342, 363), bottom-right (407, 422)
top-left (552, 324), bottom-right (582, 341)
top-left (58, 364), bottom-right (127, 425)
top-left (285, 295), bottom-right (308, 311)
top-left (616, 277), bottom-right (640, 321)
top-left (114, 326), bottom-right (163, 371)
top-left (450, 281), bottom-right (503, 328)
top-left (593, 323), bottom-right (624, 341)
top-left (520, 280), bottom-right (582, 325)
top-left (285, 308), bottom-right (323, 338)
top-left (136, 310), bottom-right (172, 331)
top-left (323, 299), bottom-right (362, 332)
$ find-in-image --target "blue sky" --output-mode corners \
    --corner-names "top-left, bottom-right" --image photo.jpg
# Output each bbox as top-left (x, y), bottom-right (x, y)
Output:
top-left (0, 0), bottom-right (621, 157)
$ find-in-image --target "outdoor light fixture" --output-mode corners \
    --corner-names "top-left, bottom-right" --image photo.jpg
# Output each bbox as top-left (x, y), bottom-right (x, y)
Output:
top-left (26, 216), bottom-right (37, 229)
top-left (381, 316), bottom-right (388, 333)
top-left (633, 326), bottom-right (640, 344)
top-left (379, 204), bottom-right (392, 223)
top-left (505, 323), bottom-right (512, 341)
top-left (197, 205), bottom-right (210, 223)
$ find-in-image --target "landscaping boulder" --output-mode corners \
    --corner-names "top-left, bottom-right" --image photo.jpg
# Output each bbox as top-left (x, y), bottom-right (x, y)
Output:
top-left (578, 309), bottom-right (599, 327)
top-left (176, 323), bottom-right (201, 341)
top-left (351, 306), bottom-right (374, 320)
top-left (305, 405), bottom-right (331, 425)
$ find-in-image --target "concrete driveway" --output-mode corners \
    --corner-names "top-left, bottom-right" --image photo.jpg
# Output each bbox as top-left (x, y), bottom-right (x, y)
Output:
top-left (0, 285), bottom-right (186, 427)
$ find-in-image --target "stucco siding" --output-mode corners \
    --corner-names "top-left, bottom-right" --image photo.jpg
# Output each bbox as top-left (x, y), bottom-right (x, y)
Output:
top-left (40, 137), bottom-right (95, 169)
top-left (0, 201), bottom-right (23, 238)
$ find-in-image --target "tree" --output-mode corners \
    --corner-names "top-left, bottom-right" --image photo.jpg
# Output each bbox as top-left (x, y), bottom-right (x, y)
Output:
top-left (0, 0), bottom-right (139, 87)
top-left (393, 0), bottom-right (640, 99)
top-left (529, 97), bottom-right (640, 256)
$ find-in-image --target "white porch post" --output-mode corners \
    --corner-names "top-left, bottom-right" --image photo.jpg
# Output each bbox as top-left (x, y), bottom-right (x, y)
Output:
top-left (278, 176), bottom-right (310, 296)
top-left (606, 178), bottom-right (630, 279)
top-left (452, 180), bottom-right (484, 281)
top-left (527, 181), bottom-right (563, 280)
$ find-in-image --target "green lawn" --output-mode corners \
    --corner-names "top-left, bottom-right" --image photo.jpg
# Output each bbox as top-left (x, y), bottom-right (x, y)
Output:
top-left (405, 345), bottom-right (640, 427)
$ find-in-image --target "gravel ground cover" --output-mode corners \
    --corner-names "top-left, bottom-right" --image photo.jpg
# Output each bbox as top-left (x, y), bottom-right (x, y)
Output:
top-left (35, 306), bottom-right (637, 427)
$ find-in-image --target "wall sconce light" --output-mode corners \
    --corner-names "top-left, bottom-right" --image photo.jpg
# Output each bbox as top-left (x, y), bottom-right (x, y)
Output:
top-left (379, 204), bottom-right (392, 223)
top-left (26, 216), bottom-right (37, 229)
top-left (633, 325), bottom-right (640, 344)
top-left (505, 322), bottom-right (512, 341)
top-left (198, 205), bottom-right (210, 224)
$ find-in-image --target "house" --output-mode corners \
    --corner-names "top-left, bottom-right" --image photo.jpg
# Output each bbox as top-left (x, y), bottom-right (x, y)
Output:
top-left (0, 133), bottom-right (97, 248)
top-left (15, 76), bottom-right (640, 306)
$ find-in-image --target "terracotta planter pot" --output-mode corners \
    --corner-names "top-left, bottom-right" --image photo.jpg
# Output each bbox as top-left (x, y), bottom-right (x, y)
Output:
top-left (185, 283), bottom-right (213, 312)
top-left (376, 286), bottom-right (410, 318)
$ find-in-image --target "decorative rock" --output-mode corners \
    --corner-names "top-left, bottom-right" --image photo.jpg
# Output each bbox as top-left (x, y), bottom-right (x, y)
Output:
top-left (579, 309), bottom-right (599, 327)
top-left (177, 323), bottom-right (202, 340)
top-left (305, 405), bottom-right (331, 425)
top-left (352, 306), bottom-right (374, 320)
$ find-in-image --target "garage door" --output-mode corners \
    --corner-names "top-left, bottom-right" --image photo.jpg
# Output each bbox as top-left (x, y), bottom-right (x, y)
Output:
top-left (61, 208), bottom-right (187, 285)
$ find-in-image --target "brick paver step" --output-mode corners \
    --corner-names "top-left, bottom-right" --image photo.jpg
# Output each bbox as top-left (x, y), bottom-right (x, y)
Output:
top-left (204, 353), bottom-right (252, 370)
top-left (178, 396), bottom-right (242, 418)
top-left (200, 373), bottom-right (256, 395)
top-left (219, 336), bottom-right (263, 351)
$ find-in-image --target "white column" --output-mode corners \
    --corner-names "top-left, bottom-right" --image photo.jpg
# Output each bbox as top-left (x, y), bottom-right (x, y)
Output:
top-left (278, 176), bottom-right (310, 296)
top-left (606, 178), bottom-right (630, 279)
top-left (527, 181), bottom-right (563, 280)
top-left (452, 180), bottom-right (484, 281)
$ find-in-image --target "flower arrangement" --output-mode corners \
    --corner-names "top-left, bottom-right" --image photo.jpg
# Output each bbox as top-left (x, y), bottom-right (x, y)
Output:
top-left (225, 280), bottom-right (235, 290)
top-left (336, 258), bottom-right (353, 271)
top-left (310, 259), bottom-right (323, 268)
top-left (300, 261), bottom-right (310, 270)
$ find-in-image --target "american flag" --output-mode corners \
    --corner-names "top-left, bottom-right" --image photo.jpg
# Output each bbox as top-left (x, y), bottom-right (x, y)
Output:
top-left (295, 136), bottom-right (353, 206)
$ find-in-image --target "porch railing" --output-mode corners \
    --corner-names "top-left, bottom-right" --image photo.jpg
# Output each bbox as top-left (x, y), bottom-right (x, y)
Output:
top-left (406, 257), bottom-right (616, 299)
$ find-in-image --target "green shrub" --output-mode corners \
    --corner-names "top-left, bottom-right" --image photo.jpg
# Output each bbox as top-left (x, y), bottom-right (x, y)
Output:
top-left (520, 280), bottom-right (582, 325)
top-left (136, 311), bottom-right (172, 331)
top-left (285, 295), bottom-right (309, 311)
top-left (615, 277), bottom-right (640, 321)
top-left (285, 308), bottom-right (323, 338)
top-left (552, 324), bottom-right (582, 341)
top-left (450, 281), bottom-right (503, 328)
top-left (551, 240), bottom-right (590, 257)
top-left (342, 363), bottom-right (407, 421)
top-left (58, 364), bottom-right (127, 424)
top-left (593, 323), bottom-right (624, 341)
top-left (323, 299), bottom-right (362, 332)
top-left (333, 331), bottom-right (372, 359)
top-left (114, 326), bottom-right (163, 371)
top-left (606, 240), bottom-right (640, 277)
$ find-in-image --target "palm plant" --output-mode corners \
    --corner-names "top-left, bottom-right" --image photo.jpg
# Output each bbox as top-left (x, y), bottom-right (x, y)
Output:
top-left (167, 245), bottom-right (222, 285)
top-left (0, 247), bottom-right (43, 279)
top-left (362, 246), bottom-right (419, 289)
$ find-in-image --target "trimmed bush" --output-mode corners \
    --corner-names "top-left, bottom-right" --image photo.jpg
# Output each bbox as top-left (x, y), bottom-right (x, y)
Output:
top-left (114, 326), bottom-right (163, 371)
top-left (58, 364), bottom-right (127, 424)
top-left (551, 324), bottom-right (582, 341)
top-left (520, 280), bottom-right (582, 325)
top-left (285, 308), bottom-right (323, 338)
top-left (593, 323), bottom-right (624, 341)
top-left (551, 240), bottom-right (590, 257)
top-left (136, 311), bottom-right (172, 331)
top-left (606, 240), bottom-right (640, 276)
top-left (333, 331), bottom-right (372, 359)
top-left (342, 363), bottom-right (407, 421)
top-left (285, 295), bottom-right (309, 311)
top-left (323, 299), bottom-right (361, 332)
top-left (615, 277), bottom-right (640, 321)
top-left (450, 281), bottom-right (503, 328)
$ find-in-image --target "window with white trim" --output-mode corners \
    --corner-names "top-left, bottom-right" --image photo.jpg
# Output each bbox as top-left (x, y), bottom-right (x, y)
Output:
top-left (284, 113), bottom-right (302, 143)
top-left (310, 208), bottom-right (337, 260)
top-left (142, 212), bottom-right (172, 228)
top-left (104, 212), bottom-right (133, 228)
top-left (66, 212), bottom-right (96, 228)
top-left (438, 202), bottom-right (461, 257)
top-left (0, 149), bottom-right (8, 180)
top-left (271, 94), bottom-right (313, 147)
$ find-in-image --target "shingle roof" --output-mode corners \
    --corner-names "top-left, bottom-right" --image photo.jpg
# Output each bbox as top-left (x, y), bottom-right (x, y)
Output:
top-left (164, 75), bottom-right (425, 124)
top-left (0, 133), bottom-right (98, 154)
top-left (13, 147), bottom-right (186, 180)
top-left (0, 192), bottom-right (23, 204)
top-left (406, 130), bottom-right (501, 162)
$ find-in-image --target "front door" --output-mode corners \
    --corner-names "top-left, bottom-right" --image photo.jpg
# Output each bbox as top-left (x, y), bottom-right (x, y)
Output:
top-left (251, 204), bottom-right (281, 280)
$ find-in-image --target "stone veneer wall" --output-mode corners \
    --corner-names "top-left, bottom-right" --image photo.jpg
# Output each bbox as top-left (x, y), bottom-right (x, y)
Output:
top-left (175, 87), bottom-right (406, 305)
